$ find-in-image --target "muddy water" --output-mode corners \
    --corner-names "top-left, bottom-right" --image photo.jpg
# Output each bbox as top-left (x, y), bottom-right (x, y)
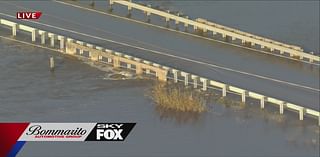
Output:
top-left (0, 1), bottom-right (319, 156)
top-left (0, 33), bottom-right (318, 157)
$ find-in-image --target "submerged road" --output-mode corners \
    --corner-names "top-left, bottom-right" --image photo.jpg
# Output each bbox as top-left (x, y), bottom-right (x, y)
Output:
top-left (0, 1), bottom-right (319, 110)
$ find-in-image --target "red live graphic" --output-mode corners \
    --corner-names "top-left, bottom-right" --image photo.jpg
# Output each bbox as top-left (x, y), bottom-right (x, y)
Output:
top-left (16, 11), bottom-right (42, 19)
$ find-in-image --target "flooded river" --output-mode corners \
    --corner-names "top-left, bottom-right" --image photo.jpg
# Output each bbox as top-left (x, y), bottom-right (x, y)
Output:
top-left (0, 0), bottom-right (319, 156)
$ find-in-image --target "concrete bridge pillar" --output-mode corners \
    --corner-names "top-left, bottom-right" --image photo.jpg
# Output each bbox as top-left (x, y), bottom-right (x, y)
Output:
top-left (12, 23), bottom-right (17, 36)
top-left (172, 69), bottom-right (179, 83)
top-left (136, 64), bottom-right (143, 75)
top-left (128, 6), bottom-right (132, 13)
top-left (79, 49), bottom-right (83, 55)
top-left (261, 45), bottom-right (265, 49)
top-left (40, 32), bottom-right (47, 45)
top-left (280, 51), bottom-right (284, 54)
top-left (165, 17), bottom-right (170, 27)
top-left (299, 56), bottom-right (303, 60)
top-left (270, 48), bottom-right (274, 52)
top-left (241, 91), bottom-right (247, 103)
top-left (260, 96), bottom-right (266, 109)
top-left (193, 26), bottom-right (197, 32)
top-left (309, 58), bottom-right (314, 63)
top-left (31, 29), bottom-right (37, 42)
top-left (222, 34), bottom-right (226, 39)
top-left (175, 20), bottom-right (180, 29)
top-left (127, 63), bottom-right (131, 69)
top-left (181, 72), bottom-right (189, 86)
top-left (59, 36), bottom-right (65, 50)
top-left (107, 58), bottom-right (112, 63)
top-left (299, 107), bottom-right (304, 120)
top-left (280, 102), bottom-right (285, 114)
top-left (184, 23), bottom-right (188, 31)
top-left (200, 78), bottom-right (207, 91)
top-left (191, 75), bottom-right (198, 88)
top-left (146, 69), bottom-right (151, 74)
top-left (222, 84), bottom-right (228, 97)
top-left (108, 0), bottom-right (114, 12)
top-left (231, 37), bottom-right (236, 41)
top-left (49, 34), bottom-right (56, 47)
top-left (212, 31), bottom-right (217, 36)
top-left (203, 29), bottom-right (208, 34)
top-left (113, 57), bottom-right (120, 68)
top-left (145, 12), bottom-right (151, 22)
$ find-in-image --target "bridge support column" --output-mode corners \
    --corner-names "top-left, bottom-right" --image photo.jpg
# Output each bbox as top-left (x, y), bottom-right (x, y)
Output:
top-left (136, 64), bottom-right (143, 75)
top-left (127, 6), bottom-right (132, 17)
top-left (181, 72), bottom-right (189, 86)
top-left (172, 69), bottom-right (178, 83)
top-left (299, 107), bottom-right (304, 120)
top-left (175, 20), bottom-right (180, 29)
top-left (12, 23), bottom-right (17, 36)
top-left (222, 85), bottom-right (228, 97)
top-left (113, 57), bottom-right (120, 68)
top-left (184, 23), bottom-right (188, 31)
top-left (79, 49), bottom-right (83, 55)
top-left (280, 51), bottom-right (284, 54)
top-left (280, 102), bottom-right (285, 114)
top-left (200, 78), bottom-right (207, 91)
top-left (98, 56), bottom-right (102, 61)
top-left (107, 58), bottom-right (112, 63)
top-left (212, 31), bottom-right (217, 36)
top-left (127, 63), bottom-right (131, 69)
top-left (193, 26), bottom-right (197, 32)
top-left (270, 48), bottom-right (274, 52)
top-left (191, 75), bottom-right (198, 88)
top-left (241, 91), bottom-right (247, 103)
top-left (309, 58), bottom-right (314, 63)
top-left (261, 45), bottom-right (265, 49)
top-left (165, 17), bottom-right (170, 27)
top-left (31, 29), bottom-right (37, 42)
top-left (299, 56), bottom-right (303, 60)
top-left (49, 34), bottom-right (56, 47)
top-left (203, 28), bottom-right (207, 34)
top-left (108, 0), bottom-right (114, 12)
top-left (59, 36), bottom-right (65, 50)
top-left (260, 96), bottom-right (266, 109)
top-left (145, 12), bottom-right (151, 22)
top-left (222, 34), bottom-right (226, 39)
top-left (40, 32), bottom-right (47, 44)
top-left (146, 69), bottom-right (150, 74)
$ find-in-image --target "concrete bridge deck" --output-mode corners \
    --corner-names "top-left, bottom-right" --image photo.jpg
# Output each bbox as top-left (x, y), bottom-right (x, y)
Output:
top-left (110, 0), bottom-right (319, 63)
top-left (0, 1), bottom-right (318, 111)
top-left (1, 18), bottom-right (319, 125)
top-left (0, 1), bottom-right (319, 125)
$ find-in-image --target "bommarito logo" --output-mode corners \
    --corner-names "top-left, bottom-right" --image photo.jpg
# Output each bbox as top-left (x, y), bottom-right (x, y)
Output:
top-left (26, 125), bottom-right (87, 139)
top-left (27, 125), bottom-right (86, 135)
top-left (85, 123), bottom-right (136, 141)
